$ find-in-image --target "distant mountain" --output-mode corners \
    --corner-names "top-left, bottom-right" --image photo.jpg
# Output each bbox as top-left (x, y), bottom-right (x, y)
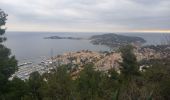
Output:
top-left (90, 33), bottom-right (146, 47)
top-left (44, 36), bottom-right (83, 40)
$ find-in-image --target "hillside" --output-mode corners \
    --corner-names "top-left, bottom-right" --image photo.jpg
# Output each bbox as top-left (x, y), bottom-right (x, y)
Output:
top-left (90, 33), bottom-right (146, 47)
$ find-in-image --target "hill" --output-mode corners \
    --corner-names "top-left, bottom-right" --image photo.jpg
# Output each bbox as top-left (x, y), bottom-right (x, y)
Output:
top-left (90, 33), bottom-right (146, 47)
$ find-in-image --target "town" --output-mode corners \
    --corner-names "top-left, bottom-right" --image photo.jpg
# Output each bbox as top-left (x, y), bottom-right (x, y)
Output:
top-left (10, 44), bottom-right (170, 80)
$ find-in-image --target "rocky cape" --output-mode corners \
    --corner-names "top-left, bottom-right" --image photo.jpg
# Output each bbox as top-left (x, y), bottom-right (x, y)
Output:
top-left (89, 33), bottom-right (146, 47)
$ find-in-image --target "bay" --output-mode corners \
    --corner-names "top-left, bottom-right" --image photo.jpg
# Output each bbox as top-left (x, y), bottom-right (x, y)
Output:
top-left (3, 32), bottom-right (170, 64)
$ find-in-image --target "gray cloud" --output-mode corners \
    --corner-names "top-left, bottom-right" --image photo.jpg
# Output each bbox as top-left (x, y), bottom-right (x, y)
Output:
top-left (0, 0), bottom-right (170, 32)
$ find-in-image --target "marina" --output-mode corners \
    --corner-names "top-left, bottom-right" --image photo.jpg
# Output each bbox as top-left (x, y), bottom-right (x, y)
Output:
top-left (10, 59), bottom-right (53, 80)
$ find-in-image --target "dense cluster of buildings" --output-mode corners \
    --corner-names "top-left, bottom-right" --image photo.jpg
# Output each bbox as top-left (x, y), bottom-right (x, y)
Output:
top-left (53, 50), bottom-right (103, 66)
top-left (10, 45), bottom-right (170, 80)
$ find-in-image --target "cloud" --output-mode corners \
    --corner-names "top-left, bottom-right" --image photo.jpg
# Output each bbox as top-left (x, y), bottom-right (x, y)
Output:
top-left (0, 0), bottom-right (170, 32)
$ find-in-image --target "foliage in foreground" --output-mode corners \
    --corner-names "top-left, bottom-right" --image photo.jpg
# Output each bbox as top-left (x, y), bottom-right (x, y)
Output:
top-left (1, 45), bottom-right (170, 100)
top-left (0, 9), bottom-right (18, 99)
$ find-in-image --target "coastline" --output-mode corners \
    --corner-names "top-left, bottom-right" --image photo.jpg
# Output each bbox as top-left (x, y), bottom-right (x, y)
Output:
top-left (11, 44), bottom-right (170, 80)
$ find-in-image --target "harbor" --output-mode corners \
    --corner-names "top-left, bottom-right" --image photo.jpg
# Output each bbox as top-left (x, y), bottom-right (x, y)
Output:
top-left (9, 57), bottom-right (54, 80)
top-left (10, 45), bottom-right (170, 80)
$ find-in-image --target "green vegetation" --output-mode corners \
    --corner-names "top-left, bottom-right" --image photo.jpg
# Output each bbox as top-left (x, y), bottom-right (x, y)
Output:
top-left (1, 9), bottom-right (170, 100)
top-left (1, 44), bottom-right (169, 100)
top-left (119, 45), bottom-right (140, 80)
top-left (0, 9), bottom-right (18, 99)
top-left (90, 33), bottom-right (146, 47)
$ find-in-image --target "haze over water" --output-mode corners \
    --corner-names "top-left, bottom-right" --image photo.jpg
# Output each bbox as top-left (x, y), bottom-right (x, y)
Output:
top-left (4, 32), bottom-right (170, 64)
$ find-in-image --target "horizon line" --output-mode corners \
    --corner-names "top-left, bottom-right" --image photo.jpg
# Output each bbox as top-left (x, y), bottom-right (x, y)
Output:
top-left (6, 30), bottom-right (170, 33)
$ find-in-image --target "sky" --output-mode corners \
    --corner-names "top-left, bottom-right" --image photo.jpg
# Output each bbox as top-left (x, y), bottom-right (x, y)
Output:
top-left (0, 0), bottom-right (170, 32)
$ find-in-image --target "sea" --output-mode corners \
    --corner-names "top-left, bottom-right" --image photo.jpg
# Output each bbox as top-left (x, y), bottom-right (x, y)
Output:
top-left (3, 31), bottom-right (170, 64)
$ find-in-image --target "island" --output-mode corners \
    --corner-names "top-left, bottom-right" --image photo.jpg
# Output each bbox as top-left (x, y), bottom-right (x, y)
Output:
top-left (89, 33), bottom-right (146, 47)
top-left (44, 36), bottom-right (83, 40)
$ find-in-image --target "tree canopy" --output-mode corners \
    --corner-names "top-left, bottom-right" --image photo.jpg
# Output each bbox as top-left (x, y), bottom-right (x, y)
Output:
top-left (0, 9), bottom-right (18, 99)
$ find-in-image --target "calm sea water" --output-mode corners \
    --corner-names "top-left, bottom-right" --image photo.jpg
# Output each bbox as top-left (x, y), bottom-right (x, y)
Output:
top-left (4, 32), bottom-right (109, 63)
top-left (3, 32), bottom-right (170, 64)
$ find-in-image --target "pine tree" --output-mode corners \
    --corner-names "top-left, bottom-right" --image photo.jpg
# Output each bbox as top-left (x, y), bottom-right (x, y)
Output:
top-left (45, 66), bottom-right (73, 100)
top-left (119, 45), bottom-right (140, 81)
top-left (0, 9), bottom-right (17, 98)
top-left (119, 45), bottom-right (141, 100)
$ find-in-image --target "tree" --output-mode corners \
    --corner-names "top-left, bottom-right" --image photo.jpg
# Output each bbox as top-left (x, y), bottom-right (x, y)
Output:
top-left (119, 45), bottom-right (140, 81)
top-left (143, 59), bottom-right (170, 100)
top-left (75, 64), bottom-right (105, 100)
top-left (44, 66), bottom-right (74, 100)
top-left (26, 72), bottom-right (44, 100)
top-left (0, 9), bottom-right (7, 43)
top-left (118, 45), bottom-right (141, 100)
top-left (6, 77), bottom-right (29, 100)
top-left (0, 9), bottom-right (17, 99)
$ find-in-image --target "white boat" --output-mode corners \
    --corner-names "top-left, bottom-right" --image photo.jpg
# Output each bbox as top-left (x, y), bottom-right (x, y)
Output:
top-left (18, 62), bottom-right (33, 67)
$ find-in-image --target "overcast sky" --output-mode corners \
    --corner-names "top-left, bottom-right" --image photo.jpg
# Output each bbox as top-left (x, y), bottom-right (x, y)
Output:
top-left (0, 0), bottom-right (170, 32)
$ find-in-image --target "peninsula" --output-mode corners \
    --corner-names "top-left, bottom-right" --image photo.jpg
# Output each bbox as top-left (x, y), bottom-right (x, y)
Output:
top-left (90, 33), bottom-right (146, 47)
